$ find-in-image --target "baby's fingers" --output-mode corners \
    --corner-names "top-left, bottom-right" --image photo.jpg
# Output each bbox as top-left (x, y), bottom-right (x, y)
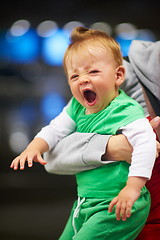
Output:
top-left (125, 201), bottom-right (132, 219)
top-left (24, 153), bottom-right (37, 168)
top-left (108, 197), bottom-right (118, 213)
top-left (119, 201), bottom-right (132, 221)
top-left (27, 157), bottom-right (33, 168)
top-left (115, 201), bottom-right (123, 221)
top-left (10, 156), bottom-right (22, 170)
top-left (20, 156), bottom-right (30, 170)
top-left (36, 154), bottom-right (47, 165)
top-left (10, 155), bottom-right (32, 170)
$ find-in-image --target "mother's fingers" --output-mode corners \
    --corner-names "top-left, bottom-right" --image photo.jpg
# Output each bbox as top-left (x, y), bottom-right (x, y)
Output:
top-left (156, 141), bottom-right (160, 158)
top-left (150, 116), bottom-right (160, 129)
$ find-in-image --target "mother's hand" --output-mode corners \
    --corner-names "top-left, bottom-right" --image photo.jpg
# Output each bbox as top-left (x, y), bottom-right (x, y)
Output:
top-left (150, 116), bottom-right (160, 158)
top-left (103, 116), bottom-right (160, 163)
top-left (103, 134), bottom-right (133, 164)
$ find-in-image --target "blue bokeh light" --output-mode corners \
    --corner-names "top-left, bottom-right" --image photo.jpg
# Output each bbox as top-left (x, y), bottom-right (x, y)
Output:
top-left (41, 92), bottom-right (66, 123)
top-left (42, 28), bottom-right (69, 66)
top-left (0, 29), bottom-right (39, 63)
top-left (116, 36), bottom-right (133, 57)
top-left (20, 99), bottom-right (38, 124)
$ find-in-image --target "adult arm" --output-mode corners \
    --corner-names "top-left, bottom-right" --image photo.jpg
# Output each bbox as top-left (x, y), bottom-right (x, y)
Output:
top-left (44, 132), bottom-right (132, 175)
top-left (44, 117), bottom-right (160, 175)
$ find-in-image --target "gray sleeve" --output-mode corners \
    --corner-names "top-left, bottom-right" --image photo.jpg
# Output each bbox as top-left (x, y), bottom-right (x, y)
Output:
top-left (44, 132), bottom-right (111, 175)
top-left (122, 60), bottom-right (148, 116)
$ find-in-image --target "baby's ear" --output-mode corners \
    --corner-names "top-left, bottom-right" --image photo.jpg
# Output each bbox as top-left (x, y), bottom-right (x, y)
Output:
top-left (115, 66), bottom-right (125, 87)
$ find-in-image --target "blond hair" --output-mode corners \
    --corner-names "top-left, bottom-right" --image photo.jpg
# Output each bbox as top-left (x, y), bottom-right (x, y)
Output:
top-left (63, 26), bottom-right (123, 74)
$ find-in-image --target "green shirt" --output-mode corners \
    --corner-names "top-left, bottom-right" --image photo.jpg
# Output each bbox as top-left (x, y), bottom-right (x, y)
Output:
top-left (66, 89), bottom-right (144, 135)
top-left (66, 89), bottom-right (145, 197)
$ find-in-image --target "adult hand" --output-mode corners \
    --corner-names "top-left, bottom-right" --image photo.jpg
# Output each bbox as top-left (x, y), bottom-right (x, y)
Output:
top-left (150, 116), bottom-right (160, 129)
top-left (103, 116), bottom-right (160, 163)
top-left (149, 116), bottom-right (160, 158)
top-left (104, 134), bottom-right (132, 164)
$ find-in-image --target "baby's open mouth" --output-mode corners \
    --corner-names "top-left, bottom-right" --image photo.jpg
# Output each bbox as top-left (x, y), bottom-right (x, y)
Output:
top-left (83, 90), bottom-right (96, 105)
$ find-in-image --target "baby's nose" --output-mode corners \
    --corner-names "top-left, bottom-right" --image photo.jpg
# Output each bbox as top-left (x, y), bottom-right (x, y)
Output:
top-left (79, 76), bottom-right (90, 84)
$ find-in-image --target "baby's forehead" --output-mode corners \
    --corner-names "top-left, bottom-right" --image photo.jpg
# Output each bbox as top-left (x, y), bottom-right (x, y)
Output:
top-left (65, 40), bottom-right (115, 71)
top-left (66, 46), bottom-right (114, 73)
top-left (67, 52), bottom-right (96, 71)
top-left (70, 43), bottom-right (109, 61)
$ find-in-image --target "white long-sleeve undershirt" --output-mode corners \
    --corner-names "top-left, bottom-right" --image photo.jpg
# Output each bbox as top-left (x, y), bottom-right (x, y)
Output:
top-left (35, 106), bottom-right (76, 150)
top-left (120, 118), bottom-right (156, 179)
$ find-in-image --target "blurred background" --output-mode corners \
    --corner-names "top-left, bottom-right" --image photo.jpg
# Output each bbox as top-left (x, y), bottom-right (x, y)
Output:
top-left (0, 0), bottom-right (160, 239)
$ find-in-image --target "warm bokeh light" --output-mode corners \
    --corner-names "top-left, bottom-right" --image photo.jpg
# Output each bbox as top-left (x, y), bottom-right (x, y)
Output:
top-left (9, 131), bottom-right (29, 154)
top-left (9, 19), bottom-right (31, 37)
top-left (63, 21), bottom-right (84, 36)
top-left (90, 22), bottom-right (112, 35)
top-left (37, 20), bottom-right (58, 37)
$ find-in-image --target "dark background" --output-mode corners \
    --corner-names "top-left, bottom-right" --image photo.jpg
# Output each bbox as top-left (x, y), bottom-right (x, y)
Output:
top-left (1, 0), bottom-right (160, 35)
top-left (0, 1), bottom-right (160, 239)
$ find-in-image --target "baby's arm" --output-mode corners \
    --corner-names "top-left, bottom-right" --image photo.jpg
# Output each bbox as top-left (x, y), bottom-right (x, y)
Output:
top-left (108, 176), bottom-right (147, 221)
top-left (10, 104), bottom-right (76, 170)
top-left (108, 118), bottom-right (157, 221)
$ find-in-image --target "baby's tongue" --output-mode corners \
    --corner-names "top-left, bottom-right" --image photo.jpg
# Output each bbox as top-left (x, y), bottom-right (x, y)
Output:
top-left (84, 90), bottom-right (96, 103)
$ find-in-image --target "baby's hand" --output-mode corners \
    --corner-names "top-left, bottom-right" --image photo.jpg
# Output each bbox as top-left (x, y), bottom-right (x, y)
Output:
top-left (10, 149), bottom-right (47, 170)
top-left (108, 186), bottom-right (140, 221)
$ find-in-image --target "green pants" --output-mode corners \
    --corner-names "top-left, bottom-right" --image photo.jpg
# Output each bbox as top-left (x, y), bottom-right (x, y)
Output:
top-left (59, 188), bottom-right (150, 240)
